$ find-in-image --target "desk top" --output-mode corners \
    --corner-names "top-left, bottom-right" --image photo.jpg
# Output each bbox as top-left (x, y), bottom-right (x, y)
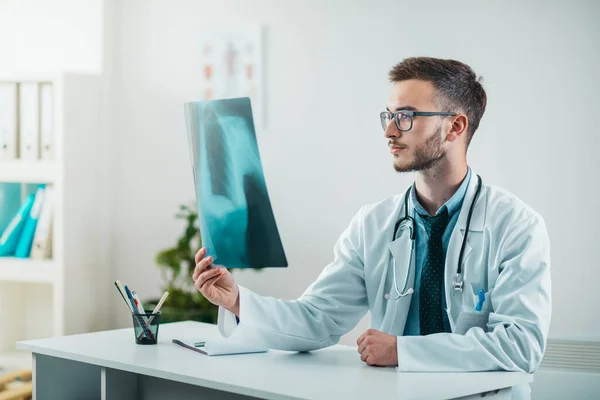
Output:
top-left (17, 321), bottom-right (531, 400)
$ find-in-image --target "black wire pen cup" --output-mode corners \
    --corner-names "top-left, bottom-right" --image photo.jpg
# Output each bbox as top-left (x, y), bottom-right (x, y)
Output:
top-left (131, 312), bottom-right (161, 345)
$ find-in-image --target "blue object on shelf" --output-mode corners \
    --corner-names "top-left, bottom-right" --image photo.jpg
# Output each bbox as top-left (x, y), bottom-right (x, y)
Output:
top-left (15, 185), bottom-right (46, 258)
top-left (0, 194), bottom-right (36, 256)
top-left (0, 183), bottom-right (22, 233)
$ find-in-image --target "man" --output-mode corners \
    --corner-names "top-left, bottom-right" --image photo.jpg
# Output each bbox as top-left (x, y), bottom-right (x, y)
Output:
top-left (192, 57), bottom-right (551, 400)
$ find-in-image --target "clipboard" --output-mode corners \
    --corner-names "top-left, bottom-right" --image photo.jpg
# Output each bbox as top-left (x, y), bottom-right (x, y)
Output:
top-left (172, 337), bottom-right (268, 356)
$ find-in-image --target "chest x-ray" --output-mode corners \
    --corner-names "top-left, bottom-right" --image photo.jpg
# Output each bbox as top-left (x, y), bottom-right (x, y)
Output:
top-left (184, 97), bottom-right (287, 269)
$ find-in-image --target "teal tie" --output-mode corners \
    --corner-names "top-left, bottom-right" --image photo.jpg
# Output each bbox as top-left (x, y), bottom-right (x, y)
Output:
top-left (419, 208), bottom-right (449, 335)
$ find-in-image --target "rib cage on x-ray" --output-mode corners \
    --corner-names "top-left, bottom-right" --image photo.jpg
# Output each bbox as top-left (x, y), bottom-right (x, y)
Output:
top-left (184, 97), bottom-right (287, 269)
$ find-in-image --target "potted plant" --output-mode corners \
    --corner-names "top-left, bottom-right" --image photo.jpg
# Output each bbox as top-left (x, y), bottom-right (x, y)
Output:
top-left (143, 203), bottom-right (220, 324)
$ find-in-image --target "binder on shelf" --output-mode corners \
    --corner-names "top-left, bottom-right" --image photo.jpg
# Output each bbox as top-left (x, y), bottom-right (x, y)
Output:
top-left (40, 83), bottom-right (54, 161)
top-left (15, 185), bottom-right (45, 258)
top-left (0, 82), bottom-right (18, 160)
top-left (0, 183), bottom-right (22, 233)
top-left (19, 82), bottom-right (40, 161)
top-left (0, 194), bottom-right (35, 256)
top-left (30, 185), bottom-right (53, 260)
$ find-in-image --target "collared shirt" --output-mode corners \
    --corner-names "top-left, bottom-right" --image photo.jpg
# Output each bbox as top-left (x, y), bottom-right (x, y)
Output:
top-left (403, 167), bottom-right (472, 336)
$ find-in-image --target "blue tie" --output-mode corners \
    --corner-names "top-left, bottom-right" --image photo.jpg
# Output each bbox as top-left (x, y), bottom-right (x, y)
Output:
top-left (419, 208), bottom-right (449, 335)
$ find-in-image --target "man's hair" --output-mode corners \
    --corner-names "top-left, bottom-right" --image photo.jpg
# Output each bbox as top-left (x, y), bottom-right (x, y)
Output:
top-left (388, 57), bottom-right (487, 146)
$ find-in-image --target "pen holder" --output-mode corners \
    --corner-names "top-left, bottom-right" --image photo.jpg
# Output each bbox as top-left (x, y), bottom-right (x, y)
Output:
top-left (131, 312), bottom-right (161, 345)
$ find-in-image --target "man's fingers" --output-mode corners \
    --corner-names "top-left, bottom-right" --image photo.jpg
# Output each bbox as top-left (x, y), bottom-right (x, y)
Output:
top-left (192, 256), bottom-right (213, 281)
top-left (356, 332), bottom-right (366, 347)
top-left (357, 340), bottom-right (367, 354)
top-left (195, 268), bottom-right (221, 289)
top-left (198, 272), bottom-right (223, 292)
top-left (194, 247), bottom-right (206, 264)
top-left (360, 351), bottom-right (368, 362)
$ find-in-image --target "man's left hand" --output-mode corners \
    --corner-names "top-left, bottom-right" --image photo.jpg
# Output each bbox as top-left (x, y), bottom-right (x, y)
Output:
top-left (356, 329), bottom-right (398, 367)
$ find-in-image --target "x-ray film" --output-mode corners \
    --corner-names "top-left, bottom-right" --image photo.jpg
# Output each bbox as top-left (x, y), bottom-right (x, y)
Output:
top-left (184, 97), bottom-right (288, 269)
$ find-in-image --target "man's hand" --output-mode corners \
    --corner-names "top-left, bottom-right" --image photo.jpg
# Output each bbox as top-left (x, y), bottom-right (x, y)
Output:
top-left (192, 248), bottom-right (240, 316)
top-left (357, 329), bottom-right (398, 367)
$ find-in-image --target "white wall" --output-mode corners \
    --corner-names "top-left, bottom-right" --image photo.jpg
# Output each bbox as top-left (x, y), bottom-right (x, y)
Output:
top-left (0, 0), bottom-right (103, 74)
top-left (109, 0), bottom-right (600, 347)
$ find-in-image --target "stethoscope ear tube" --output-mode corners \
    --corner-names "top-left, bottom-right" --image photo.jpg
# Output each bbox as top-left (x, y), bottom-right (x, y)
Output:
top-left (386, 175), bottom-right (483, 299)
top-left (454, 175), bottom-right (483, 292)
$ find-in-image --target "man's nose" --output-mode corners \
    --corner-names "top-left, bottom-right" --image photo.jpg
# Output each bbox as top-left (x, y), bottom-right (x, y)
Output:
top-left (384, 121), bottom-right (400, 139)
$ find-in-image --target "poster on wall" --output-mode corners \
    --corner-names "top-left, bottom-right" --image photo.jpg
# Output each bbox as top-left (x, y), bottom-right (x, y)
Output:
top-left (199, 26), bottom-right (265, 130)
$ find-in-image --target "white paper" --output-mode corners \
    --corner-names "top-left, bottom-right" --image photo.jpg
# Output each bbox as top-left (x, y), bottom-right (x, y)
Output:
top-left (173, 336), bottom-right (268, 356)
top-left (455, 311), bottom-right (490, 335)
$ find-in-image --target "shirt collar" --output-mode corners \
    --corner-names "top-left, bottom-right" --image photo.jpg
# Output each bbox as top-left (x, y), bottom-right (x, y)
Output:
top-left (410, 167), bottom-right (472, 217)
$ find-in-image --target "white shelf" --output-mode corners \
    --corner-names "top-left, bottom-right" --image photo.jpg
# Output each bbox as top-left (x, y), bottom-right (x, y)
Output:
top-left (0, 160), bottom-right (58, 183)
top-left (0, 350), bottom-right (32, 370)
top-left (0, 73), bottom-right (105, 351)
top-left (0, 258), bottom-right (56, 284)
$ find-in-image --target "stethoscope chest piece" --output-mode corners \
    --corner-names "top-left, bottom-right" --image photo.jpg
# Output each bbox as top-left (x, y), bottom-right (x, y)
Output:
top-left (453, 273), bottom-right (464, 292)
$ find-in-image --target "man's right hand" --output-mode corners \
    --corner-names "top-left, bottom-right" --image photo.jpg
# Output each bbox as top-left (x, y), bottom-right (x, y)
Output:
top-left (192, 248), bottom-right (240, 317)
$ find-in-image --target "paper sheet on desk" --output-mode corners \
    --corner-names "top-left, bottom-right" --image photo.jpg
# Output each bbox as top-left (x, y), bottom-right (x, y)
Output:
top-left (172, 337), bottom-right (268, 356)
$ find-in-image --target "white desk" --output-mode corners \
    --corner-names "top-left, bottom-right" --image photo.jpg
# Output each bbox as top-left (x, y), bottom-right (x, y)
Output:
top-left (17, 321), bottom-right (531, 400)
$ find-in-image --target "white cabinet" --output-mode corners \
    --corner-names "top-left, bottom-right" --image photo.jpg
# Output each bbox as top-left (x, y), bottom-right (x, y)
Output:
top-left (0, 73), bottom-right (108, 367)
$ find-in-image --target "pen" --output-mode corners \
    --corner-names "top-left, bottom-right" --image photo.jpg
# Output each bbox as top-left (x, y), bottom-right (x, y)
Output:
top-left (149, 292), bottom-right (169, 319)
top-left (125, 285), bottom-right (154, 341)
top-left (132, 291), bottom-right (146, 314)
top-left (136, 291), bottom-right (169, 340)
top-left (131, 290), bottom-right (150, 325)
top-left (132, 296), bottom-right (141, 313)
top-left (131, 293), bottom-right (150, 327)
top-left (114, 281), bottom-right (134, 312)
top-left (475, 289), bottom-right (486, 311)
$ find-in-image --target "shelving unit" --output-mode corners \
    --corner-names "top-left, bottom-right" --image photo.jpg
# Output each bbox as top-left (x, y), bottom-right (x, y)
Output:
top-left (0, 73), bottom-right (109, 370)
top-left (0, 160), bottom-right (58, 183)
top-left (0, 257), bottom-right (56, 284)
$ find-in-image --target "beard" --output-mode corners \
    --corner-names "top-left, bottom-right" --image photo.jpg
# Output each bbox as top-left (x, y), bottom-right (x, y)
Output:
top-left (393, 125), bottom-right (446, 173)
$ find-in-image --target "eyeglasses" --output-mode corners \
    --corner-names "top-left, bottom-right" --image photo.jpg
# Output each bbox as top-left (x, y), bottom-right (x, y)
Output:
top-left (380, 110), bottom-right (457, 132)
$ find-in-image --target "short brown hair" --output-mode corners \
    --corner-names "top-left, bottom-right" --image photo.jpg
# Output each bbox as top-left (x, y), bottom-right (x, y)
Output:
top-left (389, 57), bottom-right (487, 146)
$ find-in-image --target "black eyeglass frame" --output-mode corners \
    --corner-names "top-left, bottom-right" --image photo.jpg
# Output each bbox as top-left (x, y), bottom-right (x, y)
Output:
top-left (380, 110), bottom-right (457, 132)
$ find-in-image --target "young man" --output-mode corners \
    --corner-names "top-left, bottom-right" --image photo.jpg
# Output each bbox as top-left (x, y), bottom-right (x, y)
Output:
top-left (192, 57), bottom-right (551, 400)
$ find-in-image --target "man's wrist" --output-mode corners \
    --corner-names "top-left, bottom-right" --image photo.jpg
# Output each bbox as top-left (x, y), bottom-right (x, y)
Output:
top-left (227, 293), bottom-right (240, 318)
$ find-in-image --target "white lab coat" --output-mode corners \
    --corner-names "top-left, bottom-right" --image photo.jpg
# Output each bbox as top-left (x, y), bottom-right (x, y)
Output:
top-left (218, 171), bottom-right (551, 400)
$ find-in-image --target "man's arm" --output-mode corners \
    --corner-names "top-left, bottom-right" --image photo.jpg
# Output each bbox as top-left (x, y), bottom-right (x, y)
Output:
top-left (395, 214), bottom-right (551, 373)
top-left (218, 207), bottom-right (369, 352)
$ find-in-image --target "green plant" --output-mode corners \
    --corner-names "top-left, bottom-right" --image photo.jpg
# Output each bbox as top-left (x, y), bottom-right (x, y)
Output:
top-left (144, 203), bottom-right (220, 324)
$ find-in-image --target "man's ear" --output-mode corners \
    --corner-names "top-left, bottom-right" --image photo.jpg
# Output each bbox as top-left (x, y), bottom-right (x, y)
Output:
top-left (445, 114), bottom-right (468, 143)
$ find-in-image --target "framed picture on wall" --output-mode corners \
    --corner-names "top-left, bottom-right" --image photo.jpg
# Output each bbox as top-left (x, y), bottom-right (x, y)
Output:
top-left (199, 26), bottom-right (265, 130)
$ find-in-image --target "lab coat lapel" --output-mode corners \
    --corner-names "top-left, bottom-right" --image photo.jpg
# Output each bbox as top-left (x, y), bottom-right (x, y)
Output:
top-left (445, 171), bottom-right (487, 330)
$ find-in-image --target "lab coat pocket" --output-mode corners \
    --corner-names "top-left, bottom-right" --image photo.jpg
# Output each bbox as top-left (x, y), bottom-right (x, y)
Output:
top-left (455, 284), bottom-right (492, 335)
top-left (465, 283), bottom-right (492, 312)
top-left (455, 310), bottom-right (490, 335)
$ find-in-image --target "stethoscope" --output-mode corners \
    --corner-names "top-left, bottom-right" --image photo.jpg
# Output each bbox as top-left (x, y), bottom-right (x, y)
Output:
top-left (384, 175), bottom-right (483, 300)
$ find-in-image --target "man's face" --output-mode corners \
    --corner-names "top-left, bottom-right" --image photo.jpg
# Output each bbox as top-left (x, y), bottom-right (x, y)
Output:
top-left (384, 80), bottom-right (447, 173)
